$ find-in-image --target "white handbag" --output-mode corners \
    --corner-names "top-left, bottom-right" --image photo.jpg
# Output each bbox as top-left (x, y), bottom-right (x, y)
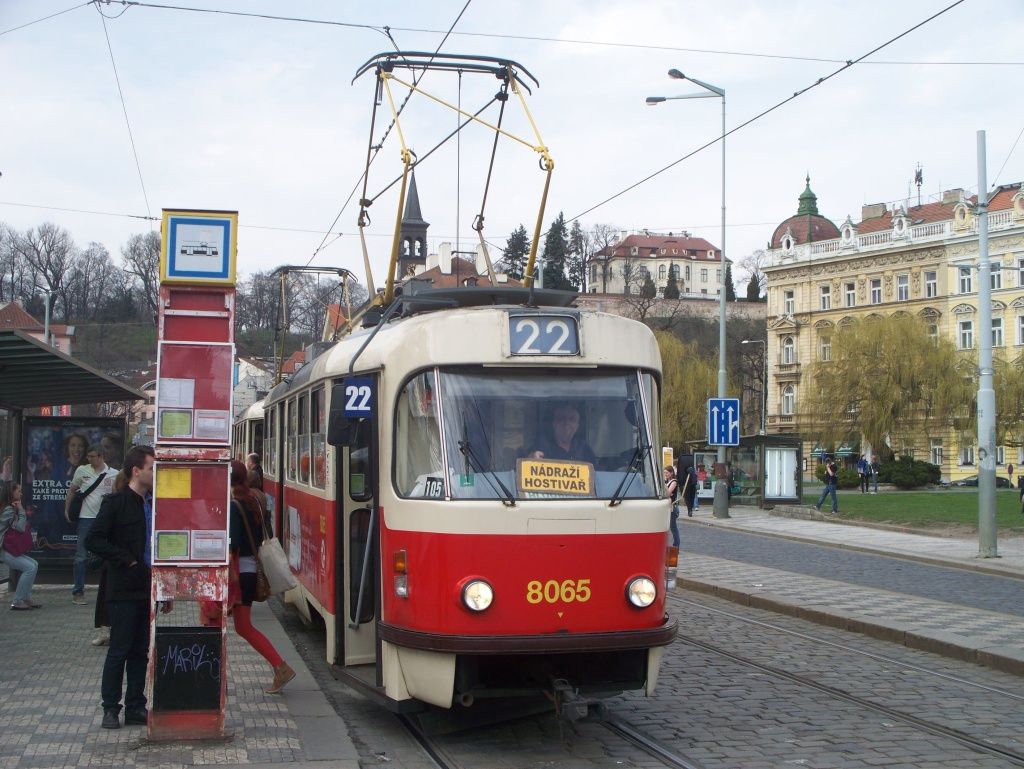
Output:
top-left (256, 513), bottom-right (297, 595)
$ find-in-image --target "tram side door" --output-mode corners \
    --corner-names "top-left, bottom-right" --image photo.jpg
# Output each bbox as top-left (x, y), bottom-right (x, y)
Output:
top-left (329, 379), bottom-right (379, 668)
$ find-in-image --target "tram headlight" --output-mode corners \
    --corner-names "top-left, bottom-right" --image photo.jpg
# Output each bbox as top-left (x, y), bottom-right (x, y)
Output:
top-left (626, 576), bottom-right (657, 608)
top-left (461, 580), bottom-right (494, 612)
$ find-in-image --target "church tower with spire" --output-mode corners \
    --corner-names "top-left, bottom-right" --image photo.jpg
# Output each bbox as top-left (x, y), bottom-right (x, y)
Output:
top-left (398, 171), bottom-right (429, 277)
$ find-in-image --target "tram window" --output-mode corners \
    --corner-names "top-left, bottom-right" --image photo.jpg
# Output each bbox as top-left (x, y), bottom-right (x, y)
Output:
top-left (286, 398), bottom-right (297, 482)
top-left (311, 386), bottom-right (326, 489)
top-left (264, 409), bottom-right (274, 476)
top-left (394, 368), bottom-right (660, 501)
top-left (395, 372), bottom-right (444, 498)
top-left (298, 392), bottom-right (310, 485)
top-left (348, 419), bottom-right (373, 502)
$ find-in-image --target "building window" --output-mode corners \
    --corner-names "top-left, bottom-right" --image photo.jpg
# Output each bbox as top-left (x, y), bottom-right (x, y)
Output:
top-left (781, 385), bottom-right (795, 415)
top-left (960, 445), bottom-right (975, 466)
top-left (716, 269), bottom-right (721, 282)
top-left (659, 264), bottom-right (667, 280)
top-left (820, 336), bottom-right (831, 361)
top-left (993, 317), bottom-right (1004, 347)
top-left (897, 274), bottom-right (909, 301)
top-left (685, 265), bottom-right (691, 281)
top-left (928, 323), bottom-right (939, 343)
top-left (930, 439), bottom-right (943, 466)
top-left (701, 268), bottom-right (708, 283)
top-left (996, 446), bottom-right (1006, 465)
top-left (959, 266), bottom-right (973, 294)
top-left (781, 336), bottom-right (796, 364)
top-left (992, 266), bottom-right (1002, 290)
top-left (670, 264), bottom-right (679, 278)
top-left (958, 319), bottom-right (974, 349)
top-left (925, 271), bottom-right (937, 298)
top-left (1019, 315), bottom-right (1024, 345)
top-left (845, 282), bottom-right (856, 307)
top-left (820, 285), bottom-right (831, 310)
top-left (1019, 258), bottom-right (1024, 287)
top-left (870, 279), bottom-right (882, 305)
top-left (784, 290), bottom-right (794, 315)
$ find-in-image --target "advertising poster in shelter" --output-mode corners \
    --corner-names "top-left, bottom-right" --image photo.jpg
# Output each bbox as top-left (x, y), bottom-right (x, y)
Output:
top-left (20, 418), bottom-right (127, 562)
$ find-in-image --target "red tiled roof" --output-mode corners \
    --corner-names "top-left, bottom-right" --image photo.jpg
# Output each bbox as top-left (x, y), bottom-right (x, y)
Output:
top-left (0, 302), bottom-right (43, 332)
top-left (598, 234), bottom-right (720, 260)
top-left (770, 214), bottom-right (841, 248)
top-left (281, 351), bottom-right (305, 374)
top-left (850, 183), bottom-right (1019, 235)
top-left (411, 257), bottom-right (524, 289)
top-left (324, 304), bottom-right (347, 337)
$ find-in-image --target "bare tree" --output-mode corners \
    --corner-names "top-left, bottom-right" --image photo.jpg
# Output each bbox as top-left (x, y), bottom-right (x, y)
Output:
top-left (236, 270), bottom-right (281, 332)
top-left (121, 231), bottom-right (161, 318)
top-left (14, 222), bottom-right (77, 320)
top-left (66, 242), bottom-right (118, 321)
top-left (735, 249), bottom-right (769, 299)
top-left (588, 223), bottom-right (620, 293)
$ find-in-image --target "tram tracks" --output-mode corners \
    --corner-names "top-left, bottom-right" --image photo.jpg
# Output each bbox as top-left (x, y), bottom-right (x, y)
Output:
top-left (670, 594), bottom-right (1024, 765)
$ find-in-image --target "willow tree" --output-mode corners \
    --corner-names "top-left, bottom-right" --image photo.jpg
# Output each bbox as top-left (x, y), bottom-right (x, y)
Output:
top-left (655, 330), bottom-right (724, 447)
top-left (805, 314), bottom-right (972, 452)
top-left (993, 356), bottom-right (1024, 447)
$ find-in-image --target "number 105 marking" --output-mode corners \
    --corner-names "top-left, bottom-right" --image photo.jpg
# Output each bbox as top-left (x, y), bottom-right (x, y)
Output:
top-left (510, 316), bottom-right (579, 355)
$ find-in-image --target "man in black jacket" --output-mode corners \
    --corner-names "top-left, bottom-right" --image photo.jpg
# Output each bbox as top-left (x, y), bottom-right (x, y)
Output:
top-left (86, 445), bottom-right (168, 729)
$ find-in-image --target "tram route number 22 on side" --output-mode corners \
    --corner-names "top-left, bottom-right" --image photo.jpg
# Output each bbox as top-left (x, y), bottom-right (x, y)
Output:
top-left (343, 378), bottom-right (374, 418)
top-left (508, 314), bottom-right (580, 356)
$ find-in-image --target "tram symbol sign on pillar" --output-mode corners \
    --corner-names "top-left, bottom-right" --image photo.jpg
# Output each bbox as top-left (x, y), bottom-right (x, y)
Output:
top-left (707, 397), bottom-right (740, 447)
top-left (147, 209), bottom-right (237, 741)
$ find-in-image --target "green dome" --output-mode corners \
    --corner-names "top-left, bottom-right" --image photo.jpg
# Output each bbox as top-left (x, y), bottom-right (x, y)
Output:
top-left (796, 174), bottom-right (819, 216)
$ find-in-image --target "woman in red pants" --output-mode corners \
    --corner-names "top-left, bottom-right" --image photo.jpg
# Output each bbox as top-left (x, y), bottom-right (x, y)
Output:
top-left (228, 460), bottom-right (295, 693)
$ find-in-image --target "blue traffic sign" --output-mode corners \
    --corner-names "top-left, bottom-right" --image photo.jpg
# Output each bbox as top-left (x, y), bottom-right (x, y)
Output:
top-left (707, 398), bottom-right (740, 446)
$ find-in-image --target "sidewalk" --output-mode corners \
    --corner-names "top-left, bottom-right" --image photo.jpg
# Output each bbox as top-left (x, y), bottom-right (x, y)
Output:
top-left (0, 586), bottom-right (360, 769)
top-left (678, 505), bottom-right (1024, 676)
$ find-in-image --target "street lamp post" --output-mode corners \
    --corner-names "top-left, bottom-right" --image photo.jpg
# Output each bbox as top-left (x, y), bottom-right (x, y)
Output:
top-left (741, 339), bottom-right (767, 435)
top-left (647, 69), bottom-right (730, 518)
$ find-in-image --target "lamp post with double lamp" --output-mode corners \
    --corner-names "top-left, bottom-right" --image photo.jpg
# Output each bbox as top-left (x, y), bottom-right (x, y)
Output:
top-left (741, 339), bottom-right (767, 435)
top-left (647, 69), bottom-right (730, 518)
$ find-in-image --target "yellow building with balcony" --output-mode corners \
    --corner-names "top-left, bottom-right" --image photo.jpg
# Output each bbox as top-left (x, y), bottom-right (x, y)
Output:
top-left (763, 177), bottom-right (1024, 481)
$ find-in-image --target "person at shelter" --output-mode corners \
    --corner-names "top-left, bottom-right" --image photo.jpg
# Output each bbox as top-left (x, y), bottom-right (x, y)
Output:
top-left (528, 402), bottom-right (596, 464)
top-left (65, 444), bottom-right (115, 606)
top-left (1, 481), bottom-right (40, 611)
top-left (86, 445), bottom-right (171, 729)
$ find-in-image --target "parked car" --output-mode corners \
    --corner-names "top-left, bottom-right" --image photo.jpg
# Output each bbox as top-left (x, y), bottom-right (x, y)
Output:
top-left (950, 474), bottom-right (1011, 488)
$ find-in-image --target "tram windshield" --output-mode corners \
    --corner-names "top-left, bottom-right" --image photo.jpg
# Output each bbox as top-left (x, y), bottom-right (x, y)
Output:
top-left (395, 368), bottom-right (659, 501)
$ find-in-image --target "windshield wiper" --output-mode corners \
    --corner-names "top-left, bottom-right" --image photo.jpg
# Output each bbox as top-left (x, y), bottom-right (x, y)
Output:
top-left (609, 443), bottom-right (650, 507)
top-left (458, 439), bottom-right (517, 506)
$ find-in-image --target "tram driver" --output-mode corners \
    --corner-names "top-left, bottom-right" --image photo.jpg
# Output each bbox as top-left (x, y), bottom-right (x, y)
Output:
top-left (528, 402), bottom-right (597, 464)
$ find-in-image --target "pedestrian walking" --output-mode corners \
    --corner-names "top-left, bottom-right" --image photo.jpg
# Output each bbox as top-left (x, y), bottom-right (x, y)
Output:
top-left (857, 454), bottom-right (869, 494)
top-left (680, 463), bottom-right (697, 518)
top-left (870, 457), bottom-right (880, 494)
top-left (814, 456), bottom-right (839, 514)
top-left (64, 444), bottom-right (115, 606)
top-left (1, 481), bottom-right (41, 611)
top-left (86, 445), bottom-right (171, 729)
top-left (1008, 463), bottom-right (1014, 488)
top-left (664, 466), bottom-right (679, 548)
top-left (228, 459), bottom-right (295, 694)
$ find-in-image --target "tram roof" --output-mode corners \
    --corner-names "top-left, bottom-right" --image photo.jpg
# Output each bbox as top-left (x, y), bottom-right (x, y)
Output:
top-left (265, 289), bottom-right (661, 404)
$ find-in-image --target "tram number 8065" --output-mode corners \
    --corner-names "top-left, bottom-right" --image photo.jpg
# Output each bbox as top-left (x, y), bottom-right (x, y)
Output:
top-left (526, 578), bottom-right (591, 604)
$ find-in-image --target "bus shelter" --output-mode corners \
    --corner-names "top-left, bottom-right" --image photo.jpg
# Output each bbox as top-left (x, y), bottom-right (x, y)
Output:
top-left (0, 329), bottom-right (145, 481)
top-left (683, 434), bottom-right (803, 508)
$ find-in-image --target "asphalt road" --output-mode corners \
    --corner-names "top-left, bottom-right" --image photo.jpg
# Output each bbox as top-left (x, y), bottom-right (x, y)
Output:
top-left (680, 524), bottom-right (1024, 617)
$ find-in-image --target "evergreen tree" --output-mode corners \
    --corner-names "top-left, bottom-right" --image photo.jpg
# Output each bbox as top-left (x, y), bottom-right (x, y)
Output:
top-left (541, 212), bottom-right (573, 290)
top-left (664, 264), bottom-right (680, 299)
top-left (567, 220), bottom-right (588, 291)
top-left (640, 274), bottom-right (657, 299)
top-left (745, 271), bottom-right (760, 301)
top-left (500, 224), bottom-right (530, 280)
top-left (724, 262), bottom-right (736, 301)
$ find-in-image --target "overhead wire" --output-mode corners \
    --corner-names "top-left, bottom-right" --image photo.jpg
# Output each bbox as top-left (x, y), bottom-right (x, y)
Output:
top-left (564, 0), bottom-right (969, 228)
top-left (0, 2), bottom-right (92, 37)
top-left (308, 0), bottom-right (473, 266)
top-left (992, 123), bottom-right (1024, 190)
top-left (95, 3), bottom-right (152, 220)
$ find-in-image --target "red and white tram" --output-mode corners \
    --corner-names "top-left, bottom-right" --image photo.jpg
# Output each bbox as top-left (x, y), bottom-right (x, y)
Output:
top-left (246, 287), bottom-right (677, 711)
top-left (232, 399), bottom-right (264, 463)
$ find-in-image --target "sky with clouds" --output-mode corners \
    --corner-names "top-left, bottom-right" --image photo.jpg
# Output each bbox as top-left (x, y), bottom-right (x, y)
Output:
top-left (2, 0), bottom-right (1022, 285)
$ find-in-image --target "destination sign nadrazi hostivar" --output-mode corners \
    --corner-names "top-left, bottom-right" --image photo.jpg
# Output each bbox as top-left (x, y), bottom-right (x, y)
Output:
top-left (516, 458), bottom-right (595, 497)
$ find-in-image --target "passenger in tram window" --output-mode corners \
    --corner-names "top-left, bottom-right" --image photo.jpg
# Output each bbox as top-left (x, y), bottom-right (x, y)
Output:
top-left (528, 402), bottom-right (596, 464)
top-left (246, 453), bottom-right (264, 488)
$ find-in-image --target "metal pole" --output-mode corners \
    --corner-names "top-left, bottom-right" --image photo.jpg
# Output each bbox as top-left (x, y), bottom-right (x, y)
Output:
top-left (43, 290), bottom-right (51, 346)
top-left (761, 344), bottom-right (767, 436)
top-left (713, 94), bottom-right (730, 518)
top-left (976, 129), bottom-right (997, 557)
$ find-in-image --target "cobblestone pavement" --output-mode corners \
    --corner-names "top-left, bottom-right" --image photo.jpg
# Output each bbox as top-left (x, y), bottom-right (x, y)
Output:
top-left (0, 584), bottom-right (357, 769)
top-left (680, 524), bottom-right (1024, 615)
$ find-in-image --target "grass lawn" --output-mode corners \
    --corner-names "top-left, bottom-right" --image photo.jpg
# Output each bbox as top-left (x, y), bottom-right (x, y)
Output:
top-left (799, 488), bottom-right (1024, 531)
